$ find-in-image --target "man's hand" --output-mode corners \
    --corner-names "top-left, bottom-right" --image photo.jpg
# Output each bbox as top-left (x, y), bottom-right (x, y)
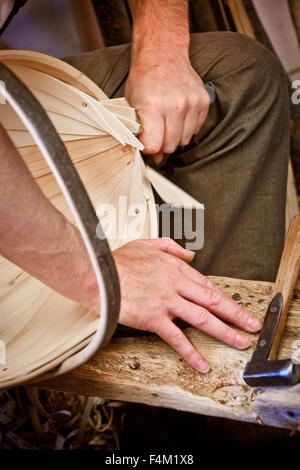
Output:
top-left (0, 127), bottom-right (261, 374)
top-left (113, 238), bottom-right (261, 373)
top-left (125, 57), bottom-right (210, 164)
top-left (126, 0), bottom-right (210, 164)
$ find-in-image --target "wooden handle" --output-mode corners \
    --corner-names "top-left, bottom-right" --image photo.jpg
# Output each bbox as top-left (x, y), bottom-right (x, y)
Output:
top-left (269, 214), bottom-right (300, 360)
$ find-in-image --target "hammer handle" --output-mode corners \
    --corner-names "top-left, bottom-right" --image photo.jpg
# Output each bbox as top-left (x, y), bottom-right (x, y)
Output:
top-left (268, 214), bottom-right (300, 360)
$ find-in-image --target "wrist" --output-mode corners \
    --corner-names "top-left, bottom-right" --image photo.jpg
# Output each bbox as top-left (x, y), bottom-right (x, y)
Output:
top-left (130, 0), bottom-right (190, 67)
top-left (70, 225), bottom-right (100, 314)
top-left (130, 40), bottom-right (190, 75)
top-left (131, 32), bottom-right (190, 66)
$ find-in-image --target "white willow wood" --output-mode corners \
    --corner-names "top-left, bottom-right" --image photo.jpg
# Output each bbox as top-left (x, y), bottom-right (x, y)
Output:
top-left (0, 50), bottom-right (203, 389)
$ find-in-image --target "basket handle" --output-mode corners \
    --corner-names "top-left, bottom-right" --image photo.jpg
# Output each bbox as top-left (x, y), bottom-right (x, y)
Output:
top-left (0, 62), bottom-right (120, 378)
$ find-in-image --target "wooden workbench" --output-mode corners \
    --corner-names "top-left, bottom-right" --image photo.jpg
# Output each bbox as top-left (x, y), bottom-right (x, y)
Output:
top-left (37, 276), bottom-right (300, 431)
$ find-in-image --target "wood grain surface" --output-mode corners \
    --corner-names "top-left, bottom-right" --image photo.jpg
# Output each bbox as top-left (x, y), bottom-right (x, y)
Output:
top-left (37, 275), bottom-right (300, 431)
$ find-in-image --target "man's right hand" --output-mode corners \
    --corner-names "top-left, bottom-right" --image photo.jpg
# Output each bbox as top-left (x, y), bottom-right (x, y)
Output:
top-left (0, 124), bottom-right (261, 374)
top-left (113, 238), bottom-right (262, 373)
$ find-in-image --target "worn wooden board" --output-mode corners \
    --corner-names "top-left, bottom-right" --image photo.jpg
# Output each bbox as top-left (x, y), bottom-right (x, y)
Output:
top-left (36, 275), bottom-right (300, 431)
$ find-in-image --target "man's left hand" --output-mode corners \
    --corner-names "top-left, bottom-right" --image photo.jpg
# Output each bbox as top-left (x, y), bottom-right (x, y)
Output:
top-left (125, 56), bottom-right (210, 164)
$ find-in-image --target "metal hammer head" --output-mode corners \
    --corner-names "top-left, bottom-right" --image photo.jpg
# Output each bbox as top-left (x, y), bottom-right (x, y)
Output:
top-left (243, 293), bottom-right (300, 387)
top-left (243, 358), bottom-right (300, 387)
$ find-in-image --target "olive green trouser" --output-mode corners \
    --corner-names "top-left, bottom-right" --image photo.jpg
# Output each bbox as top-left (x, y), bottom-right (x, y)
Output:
top-left (64, 32), bottom-right (290, 282)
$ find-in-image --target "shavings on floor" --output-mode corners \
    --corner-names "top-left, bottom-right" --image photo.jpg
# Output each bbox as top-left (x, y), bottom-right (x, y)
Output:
top-left (0, 387), bottom-right (126, 450)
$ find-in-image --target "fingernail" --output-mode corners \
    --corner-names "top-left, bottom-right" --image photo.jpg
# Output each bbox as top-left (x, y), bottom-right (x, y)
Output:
top-left (236, 333), bottom-right (250, 348)
top-left (247, 316), bottom-right (261, 331)
top-left (196, 360), bottom-right (210, 373)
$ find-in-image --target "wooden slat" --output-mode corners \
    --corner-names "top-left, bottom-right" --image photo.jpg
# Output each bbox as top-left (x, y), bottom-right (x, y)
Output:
top-left (0, 50), bottom-right (107, 100)
top-left (36, 275), bottom-right (300, 431)
top-left (286, 159), bottom-right (300, 231)
top-left (70, 0), bottom-right (104, 51)
top-left (226, 0), bottom-right (255, 38)
top-left (269, 215), bottom-right (300, 359)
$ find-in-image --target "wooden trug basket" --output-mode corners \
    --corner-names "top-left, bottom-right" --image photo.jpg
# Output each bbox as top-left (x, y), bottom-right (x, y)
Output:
top-left (0, 51), bottom-right (203, 389)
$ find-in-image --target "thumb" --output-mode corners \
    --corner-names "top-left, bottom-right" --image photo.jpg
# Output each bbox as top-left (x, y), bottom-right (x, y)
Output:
top-left (141, 238), bottom-right (195, 263)
top-left (137, 107), bottom-right (165, 155)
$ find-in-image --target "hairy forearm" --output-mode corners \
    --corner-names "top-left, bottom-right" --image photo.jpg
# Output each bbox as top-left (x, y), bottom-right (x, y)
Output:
top-left (126, 0), bottom-right (208, 159)
top-left (131, 0), bottom-right (190, 63)
top-left (0, 125), bottom-right (99, 312)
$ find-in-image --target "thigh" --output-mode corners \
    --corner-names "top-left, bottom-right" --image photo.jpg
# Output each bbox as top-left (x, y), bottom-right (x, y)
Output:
top-left (63, 43), bottom-right (131, 98)
top-left (64, 33), bottom-right (290, 281)
top-left (159, 33), bottom-right (290, 280)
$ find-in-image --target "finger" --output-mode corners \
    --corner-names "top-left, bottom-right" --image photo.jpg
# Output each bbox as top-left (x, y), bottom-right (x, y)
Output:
top-left (156, 319), bottom-right (210, 373)
top-left (141, 237), bottom-right (195, 262)
top-left (137, 107), bottom-right (165, 155)
top-left (180, 261), bottom-right (218, 288)
top-left (170, 297), bottom-right (250, 350)
top-left (192, 89), bottom-right (211, 137)
top-left (177, 277), bottom-right (262, 333)
top-left (180, 262), bottom-right (236, 294)
top-left (179, 89), bottom-right (210, 146)
top-left (179, 106), bottom-right (199, 147)
top-left (152, 151), bottom-right (164, 164)
top-left (162, 112), bottom-right (184, 154)
top-left (194, 107), bottom-right (209, 136)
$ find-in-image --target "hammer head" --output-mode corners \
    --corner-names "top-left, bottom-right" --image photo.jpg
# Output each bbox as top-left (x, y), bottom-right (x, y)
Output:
top-left (243, 359), bottom-right (300, 387)
top-left (243, 293), bottom-right (300, 387)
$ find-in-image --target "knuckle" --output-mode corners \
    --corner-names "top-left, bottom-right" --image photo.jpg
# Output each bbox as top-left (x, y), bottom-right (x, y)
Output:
top-left (195, 308), bottom-right (210, 328)
top-left (159, 289), bottom-right (173, 304)
top-left (240, 310), bottom-right (253, 329)
top-left (142, 310), bottom-right (160, 332)
top-left (162, 237), bottom-right (172, 252)
top-left (162, 236), bottom-right (173, 244)
top-left (145, 98), bottom-right (160, 110)
top-left (208, 289), bottom-right (222, 309)
top-left (189, 94), bottom-right (201, 108)
top-left (167, 255), bottom-right (180, 267)
top-left (171, 331), bottom-right (184, 349)
top-left (176, 260), bottom-right (186, 274)
top-left (167, 296), bottom-right (179, 314)
top-left (164, 268), bottom-right (179, 285)
top-left (174, 95), bottom-right (187, 112)
top-left (224, 328), bottom-right (236, 345)
top-left (202, 92), bottom-right (210, 109)
top-left (163, 237), bottom-right (176, 250)
top-left (201, 277), bottom-right (214, 289)
top-left (236, 307), bottom-right (246, 323)
top-left (157, 263), bottom-right (180, 285)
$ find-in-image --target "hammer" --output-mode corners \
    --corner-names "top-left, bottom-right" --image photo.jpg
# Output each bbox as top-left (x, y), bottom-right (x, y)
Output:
top-left (243, 214), bottom-right (300, 387)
